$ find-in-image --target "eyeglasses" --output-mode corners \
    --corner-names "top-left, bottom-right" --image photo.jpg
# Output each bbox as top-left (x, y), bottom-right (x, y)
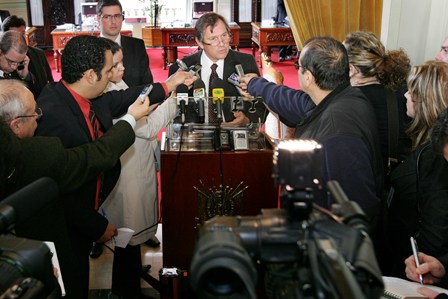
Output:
top-left (16, 107), bottom-right (43, 121)
top-left (2, 53), bottom-right (25, 68)
top-left (100, 14), bottom-right (124, 21)
top-left (294, 61), bottom-right (304, 70)
top-left (202, 32), bottom-right (232, 46)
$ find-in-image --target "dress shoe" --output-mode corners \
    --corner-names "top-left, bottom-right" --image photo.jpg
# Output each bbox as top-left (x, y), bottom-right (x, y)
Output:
top-left (89, 242), bottom-right (103, 259)
top-left (144, 236), bottom-right (160, 248)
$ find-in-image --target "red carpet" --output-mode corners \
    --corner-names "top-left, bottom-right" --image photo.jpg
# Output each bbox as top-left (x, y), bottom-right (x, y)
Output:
top-left (48, 47), bottom-right (299, 89)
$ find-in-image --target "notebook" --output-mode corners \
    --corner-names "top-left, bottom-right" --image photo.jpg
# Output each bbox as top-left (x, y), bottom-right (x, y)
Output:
top-left (383, 276), bottom-right (448, 299)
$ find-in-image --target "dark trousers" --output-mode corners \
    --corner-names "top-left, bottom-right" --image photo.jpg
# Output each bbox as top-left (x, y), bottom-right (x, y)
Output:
top-left (279, 45), bottom-right (293, 58)
top-left (112, 244), bottom-right (142, 296)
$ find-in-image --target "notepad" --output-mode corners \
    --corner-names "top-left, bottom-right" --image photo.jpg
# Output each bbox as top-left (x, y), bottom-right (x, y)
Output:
top-left (383, 276), bottom-right (448, 299)
top-left (44, 241), bottom-right (66, 297)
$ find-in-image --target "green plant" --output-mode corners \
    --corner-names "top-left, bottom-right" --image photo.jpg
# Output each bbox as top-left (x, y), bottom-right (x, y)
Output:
top-left (144, 0), bottom-right (164, 27)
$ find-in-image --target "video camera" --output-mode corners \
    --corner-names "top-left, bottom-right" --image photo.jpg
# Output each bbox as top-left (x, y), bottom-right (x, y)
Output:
top-left (189, 140), bottom-right (384, 299)
top-left (0, 178), bottom-right (60, 299)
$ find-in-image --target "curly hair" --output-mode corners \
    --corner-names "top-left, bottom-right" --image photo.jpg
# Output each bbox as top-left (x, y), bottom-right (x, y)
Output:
top-left (61, 36), bottom-right (111, 84)
top-left (344, 31), bottom-right (411, 91)
top-left (194, 12), bottom-right (230, 43)
top-left (407, 61), bottom-right (448, 149)
top-left (300, 36), bottom-right (349, 90)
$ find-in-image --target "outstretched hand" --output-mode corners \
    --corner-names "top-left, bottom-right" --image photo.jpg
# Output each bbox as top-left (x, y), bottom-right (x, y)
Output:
top-left (127, 96), bottom-right (151, 121)
top-left (165, 71), bottom-right (198, 91)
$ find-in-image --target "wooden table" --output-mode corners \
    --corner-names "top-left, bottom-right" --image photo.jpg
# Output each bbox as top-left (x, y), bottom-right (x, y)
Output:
top-left (251, 22), bottom-right (295, 67)
top-left (51, 29), bottom-right (132, 72)
top-left (160, 24), bottom-right (240, 70)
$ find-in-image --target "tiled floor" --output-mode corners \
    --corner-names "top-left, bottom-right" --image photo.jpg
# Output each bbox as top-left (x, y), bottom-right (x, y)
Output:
top-left (88, 224), bottom-right (163, 298)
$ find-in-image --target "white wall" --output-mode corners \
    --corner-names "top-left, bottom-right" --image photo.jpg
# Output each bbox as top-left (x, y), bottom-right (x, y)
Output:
top-left (382, 0), bottom-right (448, 65)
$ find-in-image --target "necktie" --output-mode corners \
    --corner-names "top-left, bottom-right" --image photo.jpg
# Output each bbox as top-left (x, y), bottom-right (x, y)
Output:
top-left (89, 109), bottom-right (101, 140)
top-left (89, 108), bottom-right (103, 210)
top-left (208, 63), bottom-right (219, 123)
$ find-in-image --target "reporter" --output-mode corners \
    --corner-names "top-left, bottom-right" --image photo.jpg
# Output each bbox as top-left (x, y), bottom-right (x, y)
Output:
top-left (0, 79), bottom-right (150, 299)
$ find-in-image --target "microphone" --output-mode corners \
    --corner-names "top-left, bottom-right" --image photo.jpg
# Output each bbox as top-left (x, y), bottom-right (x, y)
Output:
top-left (176, 59), bottom-right (188, 71)
top-left (176, 84), bottom-right (189, 124)
top-left (211, 78), bottom-right (226, 121)
top-left (0, 177), bottom-right (59, 234)
top-left (193, 79), bottom-right (206, 123)
top-left (176, 59), bottom-right (202, 77)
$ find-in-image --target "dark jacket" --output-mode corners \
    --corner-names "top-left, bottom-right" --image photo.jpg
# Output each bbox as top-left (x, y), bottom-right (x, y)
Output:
top-left (383, 143), bottom-right (448, 280)
top-left (27, 45), bottom-right (54, 97)
top-left (169, 49), bottom-right (267, 124)
top-left (4, 120), bottom-right (135, 299)
top-left (247, 78), bottom-right (384, 222)
top-left (121, 35), bottom-right (153, 86)
top-left (35, 81), bottom-right (153, 298)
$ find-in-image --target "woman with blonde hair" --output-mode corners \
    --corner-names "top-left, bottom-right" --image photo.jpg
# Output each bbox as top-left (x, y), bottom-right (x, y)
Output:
top-left (405, 60), bottom-right (448, 149)
top-left (383, 60), bottom-right (448, 280)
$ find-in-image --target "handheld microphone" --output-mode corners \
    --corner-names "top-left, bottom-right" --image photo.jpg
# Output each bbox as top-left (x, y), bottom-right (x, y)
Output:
top-left (176, 84), bottom-right (189, 124)
top-left (211, 78), bottom-right (226, 121)
top-left (176, 59), bottom-right (202, 76)
top-left (0, 177), bottom-right (59, 234)
top-left (235, 64), bottom-right (244, 77)
top-left (193, 79), bottom-right (206, 123)
top-left (176, 59), bottom-right (188, 71)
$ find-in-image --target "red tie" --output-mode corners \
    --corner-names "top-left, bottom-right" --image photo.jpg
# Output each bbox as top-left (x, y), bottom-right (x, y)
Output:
top-left (208, 64), bottom-right (219, 123)
top-left (89, 108), bottom-right (103, 210)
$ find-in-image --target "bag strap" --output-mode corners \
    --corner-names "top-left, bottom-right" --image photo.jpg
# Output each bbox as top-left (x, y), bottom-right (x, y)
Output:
top-left (385, 88), bottom-right (399, 167)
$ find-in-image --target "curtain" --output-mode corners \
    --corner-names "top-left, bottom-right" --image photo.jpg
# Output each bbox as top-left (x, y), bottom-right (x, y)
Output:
top-left (284, 0), bottom-right (383, 49)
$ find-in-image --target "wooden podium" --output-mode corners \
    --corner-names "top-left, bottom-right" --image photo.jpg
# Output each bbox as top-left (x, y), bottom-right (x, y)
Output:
top-left (160, 145), bottom-right (279, 271)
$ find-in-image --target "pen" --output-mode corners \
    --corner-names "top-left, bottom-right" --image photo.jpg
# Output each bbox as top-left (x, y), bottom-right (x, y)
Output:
top-left (101, 208), bottom-right (107, 218)
top-left (410, 236), bottom-right (423, 284)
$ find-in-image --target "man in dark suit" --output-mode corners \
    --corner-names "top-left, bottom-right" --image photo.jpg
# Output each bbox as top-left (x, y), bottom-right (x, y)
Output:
top-left (35, 35), bottom-right (190, 298)
top-left (34, 35), bottom-right (149, 299)
top-left (0, 78), bottom-right (150, 298)
top-left (0, 30), bottom-right (37, 97)
top-left (2, 15), bottom-right (54, 97)
top-left (95, 0), bottom-right (159, 258)
top-left (168, 12), bottom-right (267, 126)
top-left (96, 0), bottom-right (153, 86)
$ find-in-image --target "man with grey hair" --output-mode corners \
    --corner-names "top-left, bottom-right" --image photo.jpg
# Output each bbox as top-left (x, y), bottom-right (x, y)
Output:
top-left (436, 36), bottom-right (448, 63)
top-left (0, 79), bottom-right (151, 298)
top-left (0, 30), bottom-right (37, 96)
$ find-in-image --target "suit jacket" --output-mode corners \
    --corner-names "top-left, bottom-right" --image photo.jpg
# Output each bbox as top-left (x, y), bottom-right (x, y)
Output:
top-left (169, 49), bottom-right (267, 124)
top-left (4, 120), bottom-right (135, 299)
top-left (121, 35), bottom-right (153, 86)
top-left (35, 81), bottom-right (146, 297)
top-left (27, 46), bottom-right (54, 97)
